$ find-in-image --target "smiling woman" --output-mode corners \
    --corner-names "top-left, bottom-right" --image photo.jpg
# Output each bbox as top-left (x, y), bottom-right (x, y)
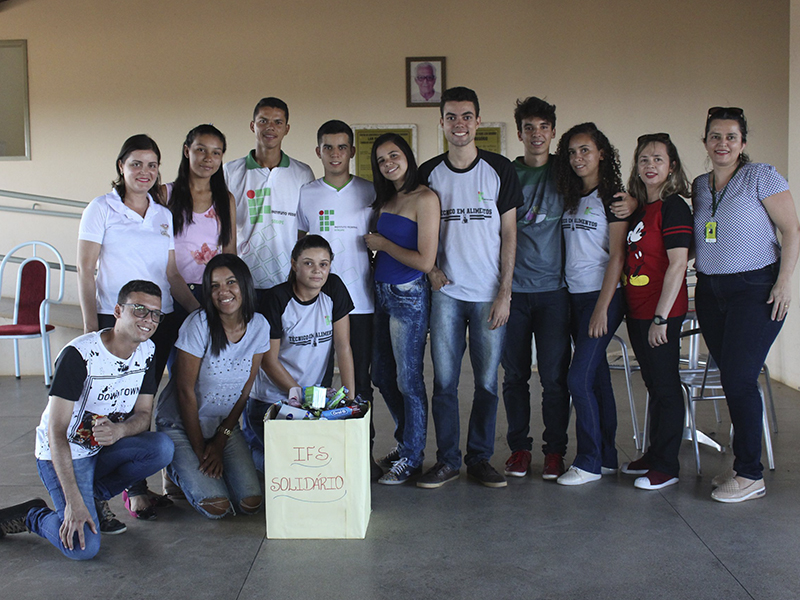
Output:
top-left (155, 254), bottom-right (268, 519)
top-left (241, 235), bottom-right (356, 471)
top-left (692, 107), bottom-right (800, 504)
top-left (76, 134), bottom-right (202, 519)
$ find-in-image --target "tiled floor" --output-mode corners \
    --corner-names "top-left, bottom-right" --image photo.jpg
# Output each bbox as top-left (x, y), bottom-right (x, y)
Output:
top-left (2, 352), bottom-right (799, 600)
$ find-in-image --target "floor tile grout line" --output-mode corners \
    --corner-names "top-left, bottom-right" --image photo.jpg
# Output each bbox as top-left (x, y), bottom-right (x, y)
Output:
top-left (661, 492), bottom-right (756, 600)
top-left (235, 535), bottom-right (267, 599)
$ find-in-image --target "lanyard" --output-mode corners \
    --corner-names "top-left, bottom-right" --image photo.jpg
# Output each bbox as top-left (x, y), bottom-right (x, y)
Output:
top-left (709, 163), bottom-right (742, 217)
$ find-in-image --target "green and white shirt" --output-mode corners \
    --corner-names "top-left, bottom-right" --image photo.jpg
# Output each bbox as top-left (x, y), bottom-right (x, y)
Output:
top-left (224, 151), bottom-right (314, 289)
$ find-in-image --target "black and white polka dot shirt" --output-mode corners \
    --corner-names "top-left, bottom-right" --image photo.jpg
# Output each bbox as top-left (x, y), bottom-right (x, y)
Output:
top-left (692, 162), bottom-right (788, 275)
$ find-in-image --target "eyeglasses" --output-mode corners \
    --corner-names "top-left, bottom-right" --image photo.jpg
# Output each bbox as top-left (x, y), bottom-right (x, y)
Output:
top-left (707, 106), bottom-right (744, 121)
top-left (637, 132), bottom-right (671, 145)
top-left (415, 75), bottom-right (435, 82)
top-left (120, 303), bottom-right (165, 323)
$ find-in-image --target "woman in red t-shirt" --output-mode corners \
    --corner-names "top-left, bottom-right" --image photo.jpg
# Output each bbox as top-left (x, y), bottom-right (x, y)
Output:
top-left (619, 133), bottom-right (692, 491)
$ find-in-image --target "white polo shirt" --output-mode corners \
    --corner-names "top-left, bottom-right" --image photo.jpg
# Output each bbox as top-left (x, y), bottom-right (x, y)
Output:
top-left (78, 189), bottom-right (175, 314)
top-left (224, 151), bottom-right (315, 289)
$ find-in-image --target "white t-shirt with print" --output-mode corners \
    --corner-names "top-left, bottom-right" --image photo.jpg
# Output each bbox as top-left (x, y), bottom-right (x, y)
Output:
top-left (155, 310), bottom-right (270, 439)
top-left (296, 177), bottom-right (375, 314)
top-left (35, 331), bottom-right (157, 460)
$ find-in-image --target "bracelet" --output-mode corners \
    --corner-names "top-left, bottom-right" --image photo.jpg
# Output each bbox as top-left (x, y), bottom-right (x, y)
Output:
top-left (216, 425), bottom-right (233, 437)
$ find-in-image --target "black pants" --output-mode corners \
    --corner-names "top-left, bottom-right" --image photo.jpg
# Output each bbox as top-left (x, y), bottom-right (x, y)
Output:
top-left (626, 316), bottom-right (685, 478)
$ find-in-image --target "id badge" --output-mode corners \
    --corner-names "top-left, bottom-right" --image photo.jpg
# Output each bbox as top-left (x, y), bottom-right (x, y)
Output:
top-left (705, 221), bottom-right (717, 243)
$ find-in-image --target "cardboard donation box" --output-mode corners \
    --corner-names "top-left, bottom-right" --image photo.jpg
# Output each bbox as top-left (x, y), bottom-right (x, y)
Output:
top-left (263, 403), bottom-right (371, 539)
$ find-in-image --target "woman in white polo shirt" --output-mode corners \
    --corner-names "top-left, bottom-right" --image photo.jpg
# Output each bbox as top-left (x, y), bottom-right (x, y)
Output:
top-left (77, 134), bottom-right (200, 518)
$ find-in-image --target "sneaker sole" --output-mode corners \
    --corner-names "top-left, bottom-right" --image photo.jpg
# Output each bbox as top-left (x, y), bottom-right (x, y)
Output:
top-left (557, 473), bottom-right (601, 486)
top-left (712, 487), bottom-right (766, 503)
top-left (470, 476), bottom-right (507, 488)
top-left (504, 469), bottom-right (528, 478)
top-left (100, 525), bottom-right (128, 535)
top-left (621, 468), bottom-right (649, 476)
top-left (416, 474), bottom-right (459, 489)
top-left (634, 477), bottom-right (679, 491)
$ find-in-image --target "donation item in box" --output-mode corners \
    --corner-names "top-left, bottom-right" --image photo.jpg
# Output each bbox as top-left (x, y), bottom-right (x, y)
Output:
top-left (263, 402), bottom-right (371, 539)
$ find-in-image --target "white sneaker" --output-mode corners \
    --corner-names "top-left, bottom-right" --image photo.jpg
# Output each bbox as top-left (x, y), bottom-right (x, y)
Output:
top-left (711, 477), bottom-right (765, 503)
top-left (601, 467), bottom-right (618, 475)
top-left (557, 466), bottom-right (601, 486)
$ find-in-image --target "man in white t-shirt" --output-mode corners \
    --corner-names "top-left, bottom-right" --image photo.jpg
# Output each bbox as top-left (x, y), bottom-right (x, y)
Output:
top-left (224, 97), bottom-right (315, 294)
top-left (296, 120), bottom-right (374, 404)
top-left (296, 120), bottom-right (379, 477)
top-left (417, 87), bottom-right (523, 489)
top-left (0, 280), bottom-right (174, 559)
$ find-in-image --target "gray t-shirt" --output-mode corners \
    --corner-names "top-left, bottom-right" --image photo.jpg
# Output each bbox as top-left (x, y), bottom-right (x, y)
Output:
top-left (155, 310), bottom-right (270, 438)
top-left (511, 157), bottom-right (565, 293)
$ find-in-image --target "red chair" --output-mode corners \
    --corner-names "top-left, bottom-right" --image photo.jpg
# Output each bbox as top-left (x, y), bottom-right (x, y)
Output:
top-left (0, 241), bottom-right (65, 385)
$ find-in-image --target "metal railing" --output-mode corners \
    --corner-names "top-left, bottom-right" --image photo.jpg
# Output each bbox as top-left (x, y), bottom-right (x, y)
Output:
top-left (0, 189), bottom-right (84, 270)
top-left (0, 188), bottom-right (86, 219)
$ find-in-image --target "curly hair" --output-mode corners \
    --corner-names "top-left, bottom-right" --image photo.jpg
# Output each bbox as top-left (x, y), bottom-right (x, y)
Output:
top-left (555, 122), bottom-right (623, 213)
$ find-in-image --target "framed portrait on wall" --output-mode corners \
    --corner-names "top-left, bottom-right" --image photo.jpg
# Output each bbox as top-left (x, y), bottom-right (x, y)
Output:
top-left (406, 57), bottom-right (446, 108)
top-left (351, 124), bottom-right (417, 181)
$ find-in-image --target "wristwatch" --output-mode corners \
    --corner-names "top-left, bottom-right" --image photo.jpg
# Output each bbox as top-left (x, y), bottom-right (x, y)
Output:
top-left (653, 315), bottom-right (668, 326)
top-left (217, 425), bottom-right (233, 437)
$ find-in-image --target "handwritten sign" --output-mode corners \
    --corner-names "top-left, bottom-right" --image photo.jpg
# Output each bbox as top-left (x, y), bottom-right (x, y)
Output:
top-left (263, 405), bottom-right (371, 538)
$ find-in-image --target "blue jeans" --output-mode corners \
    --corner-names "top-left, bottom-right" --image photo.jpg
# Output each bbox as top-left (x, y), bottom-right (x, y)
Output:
top-left (28, 432), bottom-right (174, 560)
top-left (157, 424), bottom-right (262, 519)
top-left (502, 288), bottom-right (571, 456)
top-left (695, 264), bottom-right (784, 480)
top-left (568, 288), bottom-right (625, 474)
top-left (372, 277), bottom-right (430, 468)
top-left (430, 291), bottom-right (506, 469)
top-left (242, 398), bottom-right (270, 472)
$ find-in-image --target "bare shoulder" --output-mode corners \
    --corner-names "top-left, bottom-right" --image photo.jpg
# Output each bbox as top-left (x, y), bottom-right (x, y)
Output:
top-left (411, 185), bottom-right (439, 206)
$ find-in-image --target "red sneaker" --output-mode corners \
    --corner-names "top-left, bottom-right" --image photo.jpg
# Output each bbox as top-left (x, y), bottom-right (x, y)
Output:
top-left (504, 450), bottom-right (532, 477)
top-left (621, 456), bottom-right (650, 475)
top-left (542, 453), bottom-right (566, 480)
top-left (634, 470), bottom-right (679, 490)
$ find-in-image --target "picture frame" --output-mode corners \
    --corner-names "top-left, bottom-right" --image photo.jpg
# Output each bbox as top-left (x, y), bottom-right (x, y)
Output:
top-left (406, 57), bottom-right (446, 108)
top-left (351, 124), bottom-right (418, 181)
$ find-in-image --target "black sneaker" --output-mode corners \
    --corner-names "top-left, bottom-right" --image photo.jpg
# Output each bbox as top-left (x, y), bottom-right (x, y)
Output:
top-left (0, 498), bottom-right (47, 537)
top-left (467, 460), bottom-right (508, 488)
top-left (95, 500), bottom-right (127, 535)
top-left (378, 458), bottom-right (423, 485)
top-left (416, 462), bottom-right (460, 489)
top-left (378, 447), bottom-right (402, 469)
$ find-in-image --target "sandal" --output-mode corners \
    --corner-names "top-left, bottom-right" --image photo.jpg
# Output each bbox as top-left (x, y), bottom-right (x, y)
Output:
top-left (122, 490), bottom-right (157, 520)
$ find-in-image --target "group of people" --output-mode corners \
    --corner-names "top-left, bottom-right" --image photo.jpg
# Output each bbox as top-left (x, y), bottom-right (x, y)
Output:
top-left (1, 88), bottom-right (798, 560)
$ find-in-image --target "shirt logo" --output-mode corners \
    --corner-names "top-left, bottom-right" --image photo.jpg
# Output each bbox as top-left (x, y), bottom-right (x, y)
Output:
top-left (318, 209), bottom-right (334, 232)
top-left (246, 188), bottom-right (272, 224)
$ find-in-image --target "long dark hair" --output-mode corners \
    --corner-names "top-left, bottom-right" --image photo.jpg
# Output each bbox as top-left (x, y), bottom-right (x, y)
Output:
top-left (169, 124), bottom-right (233, 248)
top-left (113, 134), bottom-right (163, 204)
top-left (288, 235), bottom-right (333, 287)
top-left (555, 122), bottom-right (623, 213)
top-left (202, 254), bottom-right (256, 356)
top-left (370, 133), bottom-right (421, 214)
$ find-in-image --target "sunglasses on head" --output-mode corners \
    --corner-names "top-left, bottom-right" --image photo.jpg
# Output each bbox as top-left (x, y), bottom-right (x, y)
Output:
top-left (707, 106), bottom-right (744, 121)
top-left (637, 132), bottom-right (671, 145)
